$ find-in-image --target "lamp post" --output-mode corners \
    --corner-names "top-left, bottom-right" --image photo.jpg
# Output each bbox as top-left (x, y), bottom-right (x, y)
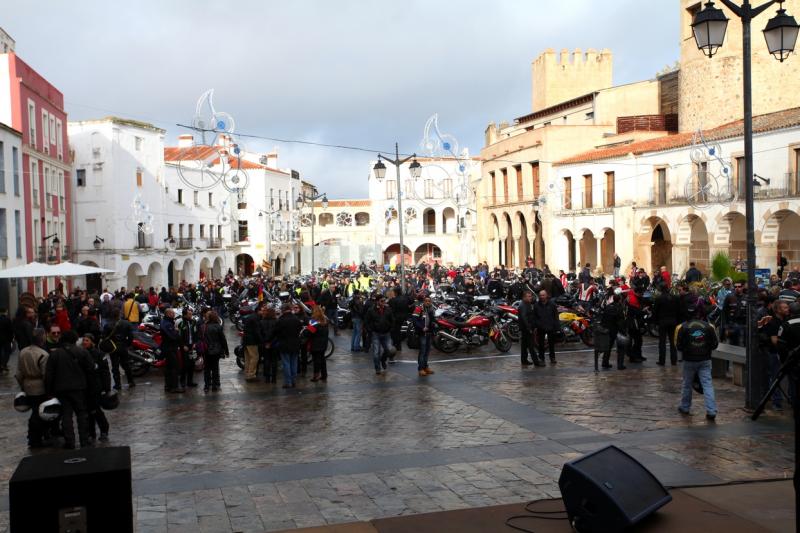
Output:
top-left (691, 0), bottom-right (799, 408)
top-left (42, 233), bottom-right (60, 263)
top-left (257, 208), bottom-right (281, 273)
top-left (296, 190), bottom-right (328, 275)
top-left (373, 144), bottom-right (422, 289)
top-left (93, 235), bottom-right (105, 250)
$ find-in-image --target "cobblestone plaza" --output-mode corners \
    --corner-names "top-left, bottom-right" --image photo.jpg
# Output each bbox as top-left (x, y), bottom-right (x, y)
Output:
top-left (0, 328), bottom-right (793, 533)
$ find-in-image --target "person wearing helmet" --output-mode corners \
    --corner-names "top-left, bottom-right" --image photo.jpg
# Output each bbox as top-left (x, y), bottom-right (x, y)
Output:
top-left (14, 328), bottom-right (49, 448)
top-left (82, 334), bottom-right (111, 442)
top-left (45, 330), bottom-right (93, 449)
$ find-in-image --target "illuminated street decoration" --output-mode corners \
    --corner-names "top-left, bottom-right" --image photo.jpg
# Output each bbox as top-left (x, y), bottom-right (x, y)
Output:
top-left (685, 129), bottom-right (734, 209)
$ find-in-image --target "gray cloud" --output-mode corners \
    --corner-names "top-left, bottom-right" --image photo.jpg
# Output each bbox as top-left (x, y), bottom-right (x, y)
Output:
top-left (3, 0), bottom-right (678, 197)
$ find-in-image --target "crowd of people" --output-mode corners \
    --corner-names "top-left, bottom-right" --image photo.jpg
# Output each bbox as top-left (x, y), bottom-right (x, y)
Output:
top-left (7, 256), bottom-right (800, 450)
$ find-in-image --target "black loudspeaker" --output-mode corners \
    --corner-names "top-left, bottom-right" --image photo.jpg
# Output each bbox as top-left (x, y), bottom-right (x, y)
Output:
top-left (10, 446), bottom-right (133, 533)
top-left (558, 445), bottom-right (671, 532)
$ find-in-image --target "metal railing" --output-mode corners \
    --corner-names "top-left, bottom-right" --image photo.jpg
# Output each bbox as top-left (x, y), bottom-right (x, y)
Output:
top-left (136, 232), bottom-right (153, 249)
top-left (208, 237), bottom-right (223, 249)
top-left (177, 237), bottom-right (193, 250)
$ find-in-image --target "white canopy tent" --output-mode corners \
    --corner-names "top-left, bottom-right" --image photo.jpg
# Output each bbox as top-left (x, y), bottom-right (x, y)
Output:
top-left (0, 261), bottom-right (114, 279)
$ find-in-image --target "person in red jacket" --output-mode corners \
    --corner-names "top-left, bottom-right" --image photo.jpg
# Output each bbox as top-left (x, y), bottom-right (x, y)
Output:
top-left (660, 266), bottom-right (672, 290)
top-left (53, 301), bottom-right (72, 332)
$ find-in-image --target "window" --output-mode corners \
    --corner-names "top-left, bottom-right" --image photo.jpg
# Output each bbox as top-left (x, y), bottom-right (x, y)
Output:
top-left (656, 168), bottom-right (667, 205)
top-left (31, 160), bottom-right (38, 207)
top-left (443, 178), bottom-right (453, 197)
top-left (502, 168), bottom-right (509, 203)
top-left (188, 224), bottom-right (194, 238)
top-left (583, 174), bottom-right (592, 208)
top-left (605, 171), bottom-right (615, 207)
top-left (0, 209), bottom-right (7, 258)
top-left (14, 210), bottom-right (21, 258)
top-left (193, 190), bottom-right (199, 205)
top-left (386, 180), bottom-right (396, 199)
top-left (200, 225), bottom-right (205, 238)
top-left (0, 141), bottom-right (4, 193)
top-left (56, 119), bottom-right (63, 160)
top-left (237, 220), bottom-right (248, 241)
top-left (735, 157), bottom-right (746, 199)
top-left (514, 165), bottom-right (523, 201)
top-left (76, 168), bottom-right (86, 187)
top-left (58, 170), bottom-right (64, 209)
top-left (217, 225), bottom-right (222, 239)
top-left (167, 223), bottom-right (173, 238)
top-left (44, 167), bottom-right (50, 209)
top-left (49, 115), bottom-right (55, 146)
top-left (424, 179), bottom-right (434, 199)
top-left (27, 101), bottom-right (36, 148)
top-left (269, 188), bottom-right (274, 209)
top-left (41, 111), bottom-right (49, 153)
top-left (12, 146), bottom-right (19, 195)
top-left (135, 136), bottom-right (143, 151)
top-left (795, 149), bottom-right (800, 195)
top-left (178, 224), bottom-right (184, 238)
top-left (136, 170), bottom-right (142, 187)
top-left (208, 192), bottom-right (213, 207)
top-left (531, 162), bottom-right (540, 199)
top-left (177, 189), bottom-right (183, 204)
top-left (490, 171), bottom-right (496, 205)
top-left (563, 177), bottom-right (572, 209)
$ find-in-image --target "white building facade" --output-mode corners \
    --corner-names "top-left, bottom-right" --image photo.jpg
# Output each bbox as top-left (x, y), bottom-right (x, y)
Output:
top-left (550, 108), bottom-right (800, 277)
top-left (0, 122), bottom-right (26, 311)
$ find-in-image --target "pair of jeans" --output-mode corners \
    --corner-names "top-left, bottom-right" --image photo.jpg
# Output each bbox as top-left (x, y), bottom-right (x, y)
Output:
top-left (371, 332), bottom-right (392, 370)
top-left (204, 354), bottom-right (221, 388)
top-left (725, 323), bottom-right (745, 346)
top-left (312, 349), bottom-right (327, 378)
top-left (325, 308), bottom-right (338, 334)
top-left (680, 359), bottom-right (717, 415)
top-left (658, 322), bottom-right (677, 364)
top-left (418, 334), bottom-right (432, 371)
top-left (58, 390), bottom-right (90, 447)
top-left (351, 318), bottom-right (363, 351)
top-left (281, 351), bottom-right (299, 386)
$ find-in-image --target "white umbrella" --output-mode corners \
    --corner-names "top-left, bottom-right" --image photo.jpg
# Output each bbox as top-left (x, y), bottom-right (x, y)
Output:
top-left (0, 261), bottom-right (114, 279)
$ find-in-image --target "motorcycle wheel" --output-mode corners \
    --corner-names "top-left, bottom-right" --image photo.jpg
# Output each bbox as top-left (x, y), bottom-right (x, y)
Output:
top-left (129, 351), bottom-right (151, 377)
top-left (325, 338), bottom-right (335, 359)
top-left (506, 322), bottom-right (521, 342)
top-left (493, 333), bottom-right (512, 353)
top-left (648, 323), bottom-right (660, 337)
top-left (236, 355), bottom-right (244, 369)
top-left (435, 333), bottom-right (459, 354)
top-left (580, 328), bottom-right (594, 347)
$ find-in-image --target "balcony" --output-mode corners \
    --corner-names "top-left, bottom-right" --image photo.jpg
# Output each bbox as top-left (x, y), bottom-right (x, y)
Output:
top-left (754, 172), bottom-right (800, 200)
top-left (423, 224), bottom-right (436, 234)
top-left (555, 207), bottom-right (613, 217)
top-left (208, 237), bottom-right (223, 249)
top-left (135, 232), bottom-right (154, 249)
top-left (177, 237), bottom-right (193, 250)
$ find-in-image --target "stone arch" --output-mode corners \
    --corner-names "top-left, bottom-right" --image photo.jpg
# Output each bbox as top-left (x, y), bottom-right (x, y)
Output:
top-left (637, 215), bottom-right (672, 273)
top-left (383, 243), bottom-right (412, 266)
top-left (80, 260), bottom-right (103, 294)
top-left (600, 227), bottom-right (615, 274)
top-left (676, 214), bottom-right (710, 273)
top-left (442, 207), bottom-right (456, 234)
top-left (763, 209), bottom-right (800, 272)
top-left (199, 257), bottom-right (212, 280)
top-left (212, 256), bottom-right (224, 278)
top-left (561, 229), bottom-right (577, 272)
top-left (715, 211), bottom-right (747, 259)
top-left (578, 228), bottom-right (597, 269)
top-left (502, 212), bottom-right (514, 267)
top-left (414, 243), bottom-right (442, 264)
top-left (126, 262), bottom-right (145, 289)
top-left (423, 208), bottom-right (436, 234)
top-left (147, 262), bottom-right (164, 289)
top-left (236, 253), bottom-right (255, 276)
top-left (182, 258), bottom-right (195, 283)
top-left (515, 211), bottom-right (529, 268)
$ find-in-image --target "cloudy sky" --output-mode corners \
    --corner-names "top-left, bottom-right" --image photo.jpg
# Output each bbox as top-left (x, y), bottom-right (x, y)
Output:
top-left (4, 1), bottom-right (678, 198)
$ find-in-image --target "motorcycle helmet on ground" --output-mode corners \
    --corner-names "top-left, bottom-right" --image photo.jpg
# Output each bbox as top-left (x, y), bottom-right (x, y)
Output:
top-left (99, 390), bottom-right (120, 410)
top-left (39, 398), bottom-right (62, 421)
top-left (13, 392), bottom-right (30, 412)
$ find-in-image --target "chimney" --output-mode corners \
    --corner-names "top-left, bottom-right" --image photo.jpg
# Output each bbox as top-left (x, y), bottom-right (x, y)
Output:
top-left (177, 134), bottom-right (194, 148)
top-left (265, 150), bottom-right (278, 168)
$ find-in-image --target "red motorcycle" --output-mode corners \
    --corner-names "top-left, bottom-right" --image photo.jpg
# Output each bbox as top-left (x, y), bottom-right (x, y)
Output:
top-left (433, 310), bottom-right (511, 353)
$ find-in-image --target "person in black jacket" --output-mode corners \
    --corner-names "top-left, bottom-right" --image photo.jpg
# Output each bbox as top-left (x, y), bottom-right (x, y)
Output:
top-left (317, 284), bottom-right (339, 336)
top-left (599, 294), bottom-right (627, 370)
top-left (518, 291), bottom-right (544, 367)
top-left (349, 293), bottom-right (365, 352)
top-left (81, 333), bottom-right (111, 442)
top-left (178, 308), bottom-right (199, 388)
top-left (260, 307), bottom-right (278, 383)
top-left (270, 304), bottom-right (303, 388)
top-left (160, 308), bottom-right (182, 393)
top-left (200, 310), bottom-right (228, 392)
top-left (303, 306), bottom-right (330, 382)
top-left (242, 305), bottom-right (268, 381)
top-left (654, 289), bottom-right (681, 365)
top-left (676, 319), bottom-right (719, 419)
top-left (365, 295), bottom-right (394, 374)
top-left (46, 330), bottom-right (93, 449)
top-left (413, 296), bottom-right (436, 376)
top-left (13, 305), bottom-right (35, 351)
top-left (102, 308), bottom-right (135, 390)
top-left (533, 290), bottom-right (559, 364)
top-left (389, 289), bottom-right (412, 352)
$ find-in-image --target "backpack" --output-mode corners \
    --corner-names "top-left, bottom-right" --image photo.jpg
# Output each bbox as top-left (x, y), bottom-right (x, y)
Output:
top-left (99, 322), bottom-right (118, 354)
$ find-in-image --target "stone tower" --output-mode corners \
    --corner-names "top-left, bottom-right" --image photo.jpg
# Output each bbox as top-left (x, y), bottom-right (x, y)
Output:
top-left (679, 0), bottom-right (800, 131)
top-left (531, 48), bottom-right (613, 112)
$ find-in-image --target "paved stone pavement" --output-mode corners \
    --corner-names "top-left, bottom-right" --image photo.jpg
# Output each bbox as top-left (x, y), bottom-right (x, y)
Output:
top-left (0, 328), bottom-right (793, 533)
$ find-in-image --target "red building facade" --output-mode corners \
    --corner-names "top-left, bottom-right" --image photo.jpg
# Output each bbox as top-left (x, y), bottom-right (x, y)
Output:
top-left (0, 52), bottom-right (72, 294)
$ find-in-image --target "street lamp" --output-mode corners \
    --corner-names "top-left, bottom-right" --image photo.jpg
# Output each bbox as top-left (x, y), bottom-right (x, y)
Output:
top-left (691, 0), bottom-right (799, 409)
top-left (296, 190), bottom-right (328, 274)
top-left (164, 236), bottom-right (177, 252)
top-left (42, 233), bottom-right (60, 263)
top-left (93, 235), bottom-right (105, 250)
top-left (372, 144), bottom-right (421, 288)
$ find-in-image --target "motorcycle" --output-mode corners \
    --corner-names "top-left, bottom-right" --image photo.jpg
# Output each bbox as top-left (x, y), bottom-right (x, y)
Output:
top-left (433, 310), bottom-right (511, 353)
top-left (538, 310), bottom-right (594, 347)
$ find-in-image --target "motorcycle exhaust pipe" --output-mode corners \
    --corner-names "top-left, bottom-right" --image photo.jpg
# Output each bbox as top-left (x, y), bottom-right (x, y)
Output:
top-left (437, 331), bottom-right (462, 343)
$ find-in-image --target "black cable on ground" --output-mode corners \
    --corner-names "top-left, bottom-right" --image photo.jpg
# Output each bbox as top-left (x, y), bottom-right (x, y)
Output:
top-left (504, 499), bottom-right (570, 532)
